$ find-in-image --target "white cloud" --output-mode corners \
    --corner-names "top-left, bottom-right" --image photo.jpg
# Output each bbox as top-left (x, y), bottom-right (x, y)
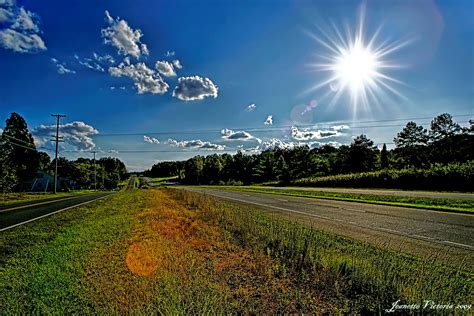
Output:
top-left (101, 10), bottom-right (148, 58)
top-left (165, 50), bottom-right (175, 57)
top-left (237, 145), bottom-right (261, 154)
top-left (75, 54), bottom-right (105, 72)
top-left (51, 58), bottom-right (75, 75)
top-left (167, 139), bottom-right (225, 151)
top-left (110, 85), bottom-right (126, 90)
top-left (291, 125), bottom-right (349, 141)
top-left (246, 103), bottom-right (256, 111)
top-left (93, 52), bottom-right (115, 64)
top-left (144, 135), bottom-right (160, 144)
top-left (264, 115), bottom-right (273, 125)
top-left (0, 29), bottom-right (45, 53)
top-left (172, 59), bottom-right (182, 69)
top-left (221, 128), bottom-right (261, 143)
top-left (0, 8), bottom-right (13, 23)
top-left (237, 138), bottom-right (342, 153)
top-left (11, 7), bottom-right (37, 31)
top-left (172, 76), bottom-right (218, 101)
top-left (33, 121), bottom-right (99, 150)
top-left (140, 43), bottom-right (149, 56)
top-left (0, 1), bottom-right (46, 53)
top-left (155, 60), bottom-right (176, 77)
top-left (56, 64), bottom-right (76, 75)
top-left (261, 138), bottom-right (301, 150)
top-left (330, 125), bottom-right (350, 131)
top-left (109, 61), bottom-right (169, 94)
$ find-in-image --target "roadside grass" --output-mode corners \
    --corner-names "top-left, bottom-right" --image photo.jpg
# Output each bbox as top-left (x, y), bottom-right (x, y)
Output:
top-left (170, 189), bottom-right (473, 313)
top-left (1, 188), bottom-right (472, 313)
top-left (149, 176), bottom-right (178, 183)
top-left (0, 190), bottom-right (96, 207)
top-left (134, 177), bottom-right (141, 189)
top-left (212, 186), bottom-right (474, 213)
top-left (118, 178), bottom-right (130, 191)
top-left (0, 191), bottom-right (144, 314)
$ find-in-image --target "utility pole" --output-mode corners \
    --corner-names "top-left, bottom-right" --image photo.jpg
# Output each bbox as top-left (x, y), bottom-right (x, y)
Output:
top-left (92, 151), bottom-right (97, 190)
top-left (51, 114), bottom-right (66, 194)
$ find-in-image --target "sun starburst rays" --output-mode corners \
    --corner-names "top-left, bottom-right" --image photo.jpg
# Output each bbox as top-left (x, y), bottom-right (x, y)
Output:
top-left (306, 6), bottom-right (411, 116)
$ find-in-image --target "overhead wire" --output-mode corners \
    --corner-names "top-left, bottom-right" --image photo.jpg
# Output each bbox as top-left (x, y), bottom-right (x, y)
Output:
top-left (91, 114), bottom-right (473, 137)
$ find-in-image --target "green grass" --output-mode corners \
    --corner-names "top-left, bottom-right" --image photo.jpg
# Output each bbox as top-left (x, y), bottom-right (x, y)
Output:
top-left (0, 191), bottom-right (145, 314)
top-left (118, 177), bottom-right (130, 191)
top-left (1, 189), bottom-right (472, 313)
top-left (212, 186), bottom-right (474, 213)
top-left (169, 189), bottom-right (473, 313)
top-left (149, 176), bottom-right (178, 183)
top-left (133, 177), bottom-right (140, 189)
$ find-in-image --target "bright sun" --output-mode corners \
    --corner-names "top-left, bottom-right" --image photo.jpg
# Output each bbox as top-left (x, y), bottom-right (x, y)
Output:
top-left (307, 4), bottom-right (411, 114)
top-left (334, 42), bottom-right (378, 95)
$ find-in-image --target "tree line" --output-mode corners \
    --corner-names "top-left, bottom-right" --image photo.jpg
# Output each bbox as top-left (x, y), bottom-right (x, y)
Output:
top-left (0, 113), bottom-right (128, 193)
top-left (144, 113), bottom-right (473, 188)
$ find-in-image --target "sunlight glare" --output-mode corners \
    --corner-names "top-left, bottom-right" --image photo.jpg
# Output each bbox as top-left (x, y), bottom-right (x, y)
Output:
top-left (306, 4), bottom-right (411, 116)
top-left (334, 41), bottom-right (378, 94)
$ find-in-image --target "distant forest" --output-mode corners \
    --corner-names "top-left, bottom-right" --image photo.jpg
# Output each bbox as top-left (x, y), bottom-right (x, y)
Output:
top-left (145, 113), bottom-right (474, 191)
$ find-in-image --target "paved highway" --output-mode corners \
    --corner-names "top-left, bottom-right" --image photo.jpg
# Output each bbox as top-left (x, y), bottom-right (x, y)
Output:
top-left (183, 187), bottom-right (474, 265)
top-left (0, 192), bottom-right (112, 231)
top-left (236, 186), bottom-right (474, 200)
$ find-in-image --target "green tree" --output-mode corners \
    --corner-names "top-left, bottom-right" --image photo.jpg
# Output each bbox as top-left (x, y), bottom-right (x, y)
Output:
top-left (380, 143), bottom-right (389, 169)
top-left (275, 155), bottom-right (290, 183)
top-left (394, 121), bottom-right (429, 148)
top-left (253, 150), bottom-right (276, 182)
top-left (1, 113), bottom-right (40, 189)
top-left (203, 154), bottom-right (223, 184)
top-left (184, 156), bottom-right (204, 184)
top-left (429, 113), bottom-right (461, 142)
top-left (347, 135), bottom-right (378, 172)
top-left (38, 152), bottom-right (51, 171)
top-left (0, 148), bottom-right (17, 193)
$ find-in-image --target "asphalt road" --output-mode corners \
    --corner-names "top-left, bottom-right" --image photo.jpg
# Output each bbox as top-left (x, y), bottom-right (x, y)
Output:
top-left (127, 176), bottom-right (137, 190)
top-left (238, 186), bottom-right (474, 200)
top-left (0, 192), bottom-right (112, 231)
top-left (183, 187), bottom-right (474, 265)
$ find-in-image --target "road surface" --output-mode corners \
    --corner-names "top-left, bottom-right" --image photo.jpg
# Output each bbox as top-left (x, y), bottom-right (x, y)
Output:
top-left (182, 187), bottom-right (474, 266)
top-left (0, 192), bottom-right (112, 231)
top-left (236, 186), bottom-right (474, 200)
top-left (127, 176), bottom-right (137, 190)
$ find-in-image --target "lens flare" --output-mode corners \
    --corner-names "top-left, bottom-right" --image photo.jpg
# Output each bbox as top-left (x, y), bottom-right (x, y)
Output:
top-left (306, 4), bottom-right (412, 116)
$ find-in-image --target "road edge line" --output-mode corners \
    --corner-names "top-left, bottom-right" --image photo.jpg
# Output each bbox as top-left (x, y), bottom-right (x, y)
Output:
top-left (0, 194), bottom-right (113, 232)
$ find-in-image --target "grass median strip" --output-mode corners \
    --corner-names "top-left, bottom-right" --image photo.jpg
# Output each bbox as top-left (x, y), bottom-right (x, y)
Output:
top-left (1, 189), bottom-right (472, 313)
top-left (212, 186), bottom-right (474, 213)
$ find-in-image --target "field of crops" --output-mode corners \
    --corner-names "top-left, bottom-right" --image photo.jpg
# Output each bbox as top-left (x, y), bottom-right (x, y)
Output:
top-left (294, 161), bottom-right (474, 191)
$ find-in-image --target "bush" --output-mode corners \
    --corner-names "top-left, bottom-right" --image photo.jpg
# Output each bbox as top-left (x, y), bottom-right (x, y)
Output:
top-left (294, 161), bottom-right (474, 191)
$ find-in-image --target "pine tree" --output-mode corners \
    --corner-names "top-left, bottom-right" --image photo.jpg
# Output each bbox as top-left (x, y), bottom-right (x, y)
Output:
top-left (380, 143), bottom-right (389, 169)
top-left (1, 112), bottom-right (40, 188)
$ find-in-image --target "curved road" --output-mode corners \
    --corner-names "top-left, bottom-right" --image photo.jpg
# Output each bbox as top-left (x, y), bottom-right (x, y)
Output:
top-left (183, 187), bottom-right (474, 266)
top-left (0, 192), bottom-right (112, 231)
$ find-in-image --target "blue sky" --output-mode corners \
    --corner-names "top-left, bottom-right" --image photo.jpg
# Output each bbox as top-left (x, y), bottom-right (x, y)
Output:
top-left (0, 0), bottom-right (472, 170)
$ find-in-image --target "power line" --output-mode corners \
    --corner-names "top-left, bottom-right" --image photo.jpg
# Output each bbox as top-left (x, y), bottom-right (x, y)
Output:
top-left (1, 134), bottom-right (36, 149)
top-left (91, 114), bottom-right (473, 137)
top-left (1, 139), bottom-right (38, 152)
